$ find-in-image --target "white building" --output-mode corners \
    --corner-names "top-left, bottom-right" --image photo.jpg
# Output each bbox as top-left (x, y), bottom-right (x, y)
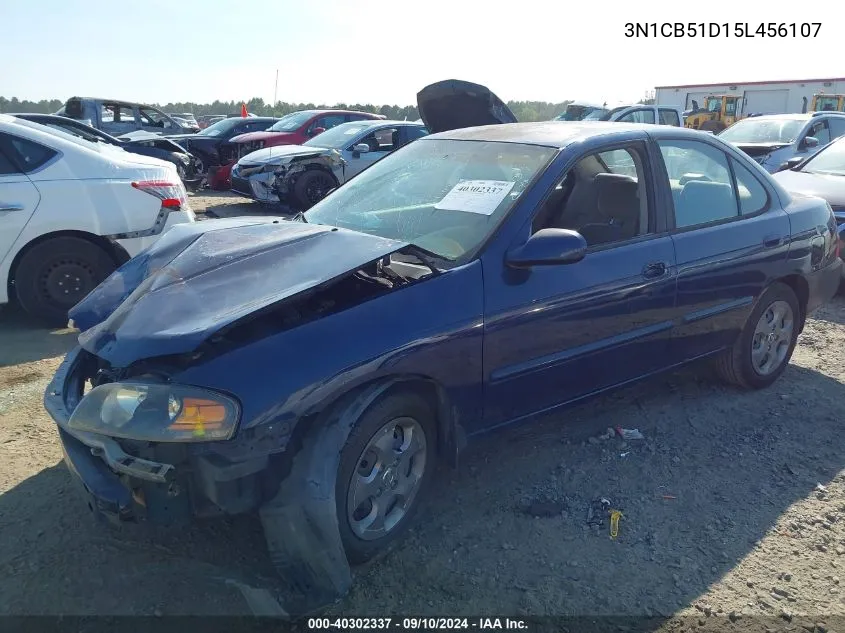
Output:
top-left (655, 77), bottom-right (845, 115)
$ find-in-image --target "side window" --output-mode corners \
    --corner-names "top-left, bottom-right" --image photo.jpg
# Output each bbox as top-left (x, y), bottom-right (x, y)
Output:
top-left (404, 126), bottom-right (430, 143)
top-left (809, 120), bottom-right (831, 145)
top-left (828, 118), bottom-right (845, 140)
top-left (730, 158), bottom-right (768, 215)
top-left (359, 128), bottom-right (398, 153)
top-left (0, 141), bottom-right (20, 175)
top-left (139, 107), bottom-right (166, 128)
top-left (657, 140), bottom-right (737, 229)
top-left (618, 109), bottom-right (655, 124)
top-left (0, 134), bottom-right (58, 174)
top-left (312, 114), bottom-right (346, 133)
top-left (724, 100), bottom-right (738, 116)
top-left (347, 114), bottom-right (372, 122)
top-left (532, 146), bottom-right (650, 248)
top-left (659, 109), bottom-right (681, 126)
top-left (103, 103), bottom-right (135, 123)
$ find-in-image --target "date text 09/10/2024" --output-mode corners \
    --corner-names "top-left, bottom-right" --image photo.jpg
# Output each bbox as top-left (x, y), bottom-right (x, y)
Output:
top-left (307, 618), bottom-right (528, 630)
top-left (624, 22), bottom-right (821, 38)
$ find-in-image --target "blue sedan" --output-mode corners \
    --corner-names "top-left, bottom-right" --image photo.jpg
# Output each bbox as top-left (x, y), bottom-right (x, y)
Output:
top-left (44, 80), bottom-right (841, 614)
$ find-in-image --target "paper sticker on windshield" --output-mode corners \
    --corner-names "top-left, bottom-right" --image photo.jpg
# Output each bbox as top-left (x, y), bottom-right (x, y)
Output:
top-left (344, 127), bottom-right (364, 135)
top-left (434, 180), bottom-right (515, 215)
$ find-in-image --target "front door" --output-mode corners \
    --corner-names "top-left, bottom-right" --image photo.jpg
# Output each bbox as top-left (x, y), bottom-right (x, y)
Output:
top-left (482, 140), bottom-right (677, 428)
top-left (655, 136), bottom-right (791, 362)
top-left (342, 127), bottom-right (399, 180)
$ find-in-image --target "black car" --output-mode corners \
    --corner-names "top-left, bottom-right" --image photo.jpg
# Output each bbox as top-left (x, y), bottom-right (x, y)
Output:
top-left (10, 113), bottom-right (203, 188)
top-left (162, 116), bottom-right (279, 172)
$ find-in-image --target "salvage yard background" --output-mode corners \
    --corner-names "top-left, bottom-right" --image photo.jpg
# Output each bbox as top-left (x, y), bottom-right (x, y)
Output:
top-left (2, 191), bottom-right (845, 626)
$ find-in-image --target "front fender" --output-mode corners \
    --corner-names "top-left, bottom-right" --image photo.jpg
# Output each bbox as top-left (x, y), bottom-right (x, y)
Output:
top-left (172, 260), bottom-right (485, 462)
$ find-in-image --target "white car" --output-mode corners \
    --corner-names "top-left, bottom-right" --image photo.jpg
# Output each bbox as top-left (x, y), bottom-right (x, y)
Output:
top-left (0, 113), bottom-right (195, 325)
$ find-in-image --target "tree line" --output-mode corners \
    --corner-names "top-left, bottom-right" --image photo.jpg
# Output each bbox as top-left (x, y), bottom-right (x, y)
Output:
top-left (0, 96), bottom-right (575, 122)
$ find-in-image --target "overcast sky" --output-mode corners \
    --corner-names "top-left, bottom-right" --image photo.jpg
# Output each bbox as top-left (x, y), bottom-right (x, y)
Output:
top-left (2, 0), bottom-right (841, 106)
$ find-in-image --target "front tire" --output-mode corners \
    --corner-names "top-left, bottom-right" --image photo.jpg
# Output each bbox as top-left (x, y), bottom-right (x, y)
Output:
top-left (293, 170), bottom-right (336, 210)
top-left (13, 237), bottom-right (116, 327)
top-left (716, 282), bottom-right (800, 389)
top-left (336, 392), bottom-right (436, 564)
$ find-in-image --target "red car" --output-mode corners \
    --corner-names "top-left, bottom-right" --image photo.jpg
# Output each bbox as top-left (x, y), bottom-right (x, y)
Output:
top-left (229, 109), bottom-right (384, 157)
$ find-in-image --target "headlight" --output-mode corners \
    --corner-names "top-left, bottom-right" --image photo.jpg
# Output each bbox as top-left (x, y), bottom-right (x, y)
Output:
top-left (68, 382), bottom-right (240, 442)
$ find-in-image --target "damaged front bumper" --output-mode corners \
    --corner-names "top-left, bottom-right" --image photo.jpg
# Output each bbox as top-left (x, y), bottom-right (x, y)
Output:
top-left (231, 166), bottom-right (279, 203)
top-left (43, 347), bottom-right (275, 525)
top-left (44, 345), bottom-right (355, 615)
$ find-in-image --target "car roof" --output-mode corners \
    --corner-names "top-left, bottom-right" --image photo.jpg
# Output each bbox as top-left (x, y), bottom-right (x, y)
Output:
top-left (336, 119), bottom-right (423, 129)
top-left (426, 121), bottom-right (708, 147)
top-left (741, 113), bottom-right (813, 121)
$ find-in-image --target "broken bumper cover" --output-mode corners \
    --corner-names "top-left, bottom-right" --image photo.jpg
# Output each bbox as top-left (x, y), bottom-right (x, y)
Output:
top-left (43, 347), bottom-right (268, 525)
top-left (230, 168), bottom-right (279, 203)
top-left (44, 345), bottom-right (356, 615)
top-left (44, 348), bottom-right (174, 523)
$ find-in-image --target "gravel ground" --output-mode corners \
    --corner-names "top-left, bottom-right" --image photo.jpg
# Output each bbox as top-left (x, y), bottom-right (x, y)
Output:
top-left (1, 191), bottom-right (844, 629)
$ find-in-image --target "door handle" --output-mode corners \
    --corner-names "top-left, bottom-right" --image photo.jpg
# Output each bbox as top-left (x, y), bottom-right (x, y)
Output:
top-left (0, 203), bottom-right (25, 212)
top-left (642, 261), bottom-right (668, 279)
top-left (763, 235), bottom-right (784, 248)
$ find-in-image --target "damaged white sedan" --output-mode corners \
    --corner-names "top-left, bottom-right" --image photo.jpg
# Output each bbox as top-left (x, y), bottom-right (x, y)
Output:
top-left (230, 120), bottom-right (429, 209)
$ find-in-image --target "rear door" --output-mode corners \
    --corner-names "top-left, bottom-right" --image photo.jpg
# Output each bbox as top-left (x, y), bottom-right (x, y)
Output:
top-left (655, 136), bottom-right (791, 362)
top-left (0, 133), bottom-right (43, 268)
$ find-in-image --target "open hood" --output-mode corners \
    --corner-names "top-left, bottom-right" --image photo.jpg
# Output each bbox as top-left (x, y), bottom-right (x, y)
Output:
top-left (70, 218), bottom-right (408, 367)
top-left (416, 79), bottom-right (517, 133)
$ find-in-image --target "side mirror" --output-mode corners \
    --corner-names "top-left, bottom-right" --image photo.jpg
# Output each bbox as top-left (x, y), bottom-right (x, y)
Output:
top-left (310, 126), bottom-right (326, 137)
top-left (779, 156), bottom-right (804, 172)
top-left (352, 143), bottom-right (370, 155)
top-left (506, 229), bottom-right (587, 268)
top-left (802, 136), bottom-right (819, 149)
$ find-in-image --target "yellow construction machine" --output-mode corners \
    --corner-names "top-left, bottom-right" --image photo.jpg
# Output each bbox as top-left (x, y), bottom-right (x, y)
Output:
top-left (684, 95), bottom-right (743, 133)
top-left (810, 94), bottom-right (845, 112)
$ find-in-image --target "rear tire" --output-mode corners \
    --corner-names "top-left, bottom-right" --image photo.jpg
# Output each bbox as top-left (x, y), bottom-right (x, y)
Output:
top-left (716, 282), bottom-right (800, 390)
top-left (13, 237), bottom-right (116, 327)
top-left (293, 170), bottom-right (336, 210)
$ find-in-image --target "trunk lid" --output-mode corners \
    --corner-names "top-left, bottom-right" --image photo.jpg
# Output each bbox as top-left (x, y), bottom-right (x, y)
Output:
top-left (416, 79), bottom-right (517, 133)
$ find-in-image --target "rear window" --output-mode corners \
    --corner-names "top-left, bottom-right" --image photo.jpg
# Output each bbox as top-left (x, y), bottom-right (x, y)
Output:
top-left (0, 133), bottom-right (58, 173)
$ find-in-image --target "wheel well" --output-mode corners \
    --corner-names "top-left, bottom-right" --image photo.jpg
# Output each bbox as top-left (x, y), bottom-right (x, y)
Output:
top-left (296, 165), bottom-right (339, 187)
top-left (7, 231), bottom-right (130, 299)
top-left (309, 376), bottom-right (455, 461)
top-left (778, 274), bottom-right (809, 331)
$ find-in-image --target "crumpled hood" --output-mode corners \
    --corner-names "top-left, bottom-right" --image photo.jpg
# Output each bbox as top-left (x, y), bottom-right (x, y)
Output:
top-left (238, 144), bottom-right (329, 166)
top-left (70, 218), bottom-right (407, 367)
top-left (773, 169), bottom-right (845, 208)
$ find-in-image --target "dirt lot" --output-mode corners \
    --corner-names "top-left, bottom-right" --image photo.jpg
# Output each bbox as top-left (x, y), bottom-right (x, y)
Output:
top-left (2, 192), bottom-right (845, 628)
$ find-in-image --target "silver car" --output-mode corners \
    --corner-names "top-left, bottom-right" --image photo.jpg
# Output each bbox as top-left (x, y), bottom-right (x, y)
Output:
top-left (719, 112), bottom-right (845, 173)
top-left (231, 120), bottom-right (429, 208)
